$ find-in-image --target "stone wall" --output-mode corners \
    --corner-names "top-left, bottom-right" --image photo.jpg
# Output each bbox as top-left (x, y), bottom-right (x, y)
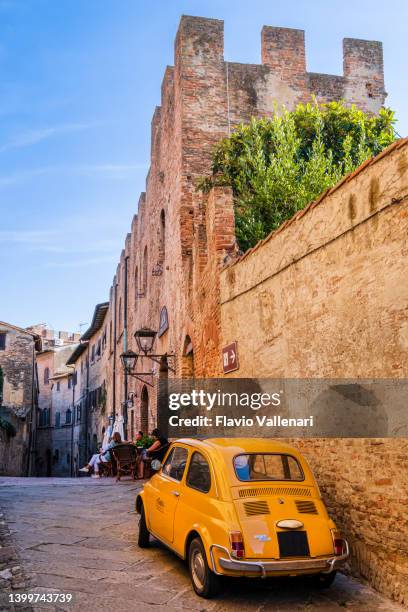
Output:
top-left (216, 139), bottom-right (408, 605)
top-left (295, 438), bottom-right (408, 606)
top-left (0, 323), bottom-right (38, 476)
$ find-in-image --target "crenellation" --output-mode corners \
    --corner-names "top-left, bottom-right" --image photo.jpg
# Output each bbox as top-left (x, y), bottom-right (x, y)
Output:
top-left (161, 66), bottom-right (174, 104)
top-left (125, 233), bottom-right (131, 257)
top-left (261, 26), bottom-right (307, 94)
top-left (175, 15), bottom-right (224, 65)
top-left (343, 37), bottom-right (384, 80)
top-left (342, 38), bottom-right (386, 111)
top-left (307, 73), bottom-right (345, 103)
top-left (150, 106), bottom-right (161, 162)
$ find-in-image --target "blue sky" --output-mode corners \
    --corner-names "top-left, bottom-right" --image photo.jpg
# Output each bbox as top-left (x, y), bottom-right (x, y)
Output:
top-left (1, 0), bottom-right (407, 333)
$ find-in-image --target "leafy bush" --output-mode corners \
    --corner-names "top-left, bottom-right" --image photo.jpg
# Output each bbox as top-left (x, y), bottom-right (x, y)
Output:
top-left (135, 434), bottom-right (154, 448)
top-left (198, 102), bottom-right (396, 252)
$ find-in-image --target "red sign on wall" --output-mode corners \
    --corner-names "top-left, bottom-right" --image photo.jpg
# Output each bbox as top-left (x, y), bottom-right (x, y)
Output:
top-left (222, 341), bottom-right (239, 374)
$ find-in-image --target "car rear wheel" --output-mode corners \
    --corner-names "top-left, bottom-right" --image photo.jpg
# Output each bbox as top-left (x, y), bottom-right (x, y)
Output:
top-left (313, 570), bottom-right (337, 588)
top-left (188, 537), bottom-right (222, 598)
top-left (138, 505), bottom-right (150, 548)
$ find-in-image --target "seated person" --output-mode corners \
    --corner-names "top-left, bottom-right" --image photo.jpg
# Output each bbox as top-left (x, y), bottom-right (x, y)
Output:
top-left (135, 430), bottom-right (144, 444)
top-left (147, 428), bottom-right (169, 462)
top-left (79, 432), bottom-right (122, 478)
top-left (138, 428), bottom-right (168, 478)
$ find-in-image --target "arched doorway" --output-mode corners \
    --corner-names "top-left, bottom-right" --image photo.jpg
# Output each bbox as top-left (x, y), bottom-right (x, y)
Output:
top-left (140, 386), bottom-right (149, 434)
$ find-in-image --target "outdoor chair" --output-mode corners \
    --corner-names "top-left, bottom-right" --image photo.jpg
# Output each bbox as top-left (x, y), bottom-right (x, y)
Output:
top-left (98, 459), bottom-right (114, 477)
top-left (111, 444), bottom-right (137, 481)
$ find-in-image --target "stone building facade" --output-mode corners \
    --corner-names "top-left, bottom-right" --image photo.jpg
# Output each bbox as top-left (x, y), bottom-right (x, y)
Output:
top-left (31, 311), bottom-right (109, 476)
top-left (0, 322), bottom-right (41, 476)
top-left (66, 303), bottom-right (109, 465)
top-left (35, 343), bottom-right (78, 476)
top-left (102, 16), bottom-right (385, 438)
top-left (33, 325), bottom-right (80, 476)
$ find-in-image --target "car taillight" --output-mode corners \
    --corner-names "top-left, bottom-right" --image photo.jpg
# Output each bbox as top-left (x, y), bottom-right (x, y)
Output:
top-left (229, 531), bottom-right (245, 559)
top-left (334, 539), bottom-right (345, 555)
top-left (331, 529), bottom-right (345, 556)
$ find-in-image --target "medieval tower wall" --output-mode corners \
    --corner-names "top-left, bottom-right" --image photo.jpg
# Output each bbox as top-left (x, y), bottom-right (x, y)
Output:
top-left (106, 16), bottom-right (386, 419)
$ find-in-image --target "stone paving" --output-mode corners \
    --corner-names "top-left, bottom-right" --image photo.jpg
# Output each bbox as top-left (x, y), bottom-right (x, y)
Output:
top-left (0, 477), bottom-right (405, 612)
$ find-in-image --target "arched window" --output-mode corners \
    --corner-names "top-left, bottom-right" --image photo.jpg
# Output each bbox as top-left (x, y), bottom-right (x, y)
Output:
top-left (142, 246), bottom-right (148, 295)
top-left (159, 209), bottom-right (165, 262)
top-left (65, 408), bottom-right (72, 425)
top-left (43, 408), bottom-right (50, 426)
top-left (140, 386), bottom-right (149, 433)
top-left (44, 367), bottom-right (50, 385)
top-left (134, 266), bottom-right (139, 303)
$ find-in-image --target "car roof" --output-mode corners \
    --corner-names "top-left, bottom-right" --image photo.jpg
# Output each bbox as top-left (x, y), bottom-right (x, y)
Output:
top-left (174, 438), bottom-right (314, 491)
top-left (175, 437), bottom-right (301, 457)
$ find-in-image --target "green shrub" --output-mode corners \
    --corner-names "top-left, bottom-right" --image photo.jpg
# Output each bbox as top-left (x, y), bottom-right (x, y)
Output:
top-left (198, 101), bottom-right (396, 252)
top-left (135, 434), bottom-right (154, 448)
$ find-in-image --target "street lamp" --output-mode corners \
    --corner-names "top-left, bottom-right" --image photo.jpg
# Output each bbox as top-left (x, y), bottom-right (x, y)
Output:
top-left (120, 350), bottom-right (138, 373)
top-left (119, 327), bottom-right (175, 386)
top-left (134, 327), bottom-right (157, 355)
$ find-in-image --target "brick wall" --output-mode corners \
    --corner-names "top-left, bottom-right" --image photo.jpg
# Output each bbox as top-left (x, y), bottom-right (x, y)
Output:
top-left (103, 15), bottom-right (384, 436)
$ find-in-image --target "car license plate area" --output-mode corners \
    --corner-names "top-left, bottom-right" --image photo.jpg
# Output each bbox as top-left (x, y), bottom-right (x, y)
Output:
top-left (278, 531), bottom-right (310, 557)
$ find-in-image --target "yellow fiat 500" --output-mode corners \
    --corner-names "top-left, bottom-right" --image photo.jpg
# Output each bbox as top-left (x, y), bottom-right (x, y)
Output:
top-left (136, 438), bottom-right (349, 598)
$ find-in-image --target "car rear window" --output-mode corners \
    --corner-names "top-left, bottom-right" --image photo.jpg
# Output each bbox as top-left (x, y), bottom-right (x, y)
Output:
top-left (234, 453), bottom-right (304, 482)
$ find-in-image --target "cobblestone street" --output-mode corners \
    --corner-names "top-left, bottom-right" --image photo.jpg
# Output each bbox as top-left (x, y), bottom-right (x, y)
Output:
top-left (0, 477), bottom-right (405, 611)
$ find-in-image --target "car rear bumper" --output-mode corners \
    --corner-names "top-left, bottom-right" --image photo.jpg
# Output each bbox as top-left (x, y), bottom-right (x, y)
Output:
top-left (210, 540), bottom-right (349, 577)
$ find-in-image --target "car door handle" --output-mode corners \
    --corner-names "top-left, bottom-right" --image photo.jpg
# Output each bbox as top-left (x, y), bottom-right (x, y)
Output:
top-left (171, 490), bottom-right (180, 497)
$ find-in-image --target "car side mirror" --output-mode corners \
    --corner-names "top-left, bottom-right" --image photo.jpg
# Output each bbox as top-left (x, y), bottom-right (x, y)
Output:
top-left (151, 459), bottom-right (162, 471)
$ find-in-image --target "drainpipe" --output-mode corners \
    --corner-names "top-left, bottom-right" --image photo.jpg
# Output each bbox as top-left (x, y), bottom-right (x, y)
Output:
top-left (27, 342), bottom-right (38, 476)
top-left (112, 282), bottom-right (118, 430)
top-left (67, 366), bottom-right (75, 477)
top-left (84, 344), bottom-right (90, 461)
top-left (123, 256), bottom-right (129, 441)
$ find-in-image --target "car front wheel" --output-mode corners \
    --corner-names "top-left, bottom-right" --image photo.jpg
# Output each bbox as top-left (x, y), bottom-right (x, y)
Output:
top-left (138, 505), bottom-right (150, 548)
top-left (188, 537), bottom-right (222, 598)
